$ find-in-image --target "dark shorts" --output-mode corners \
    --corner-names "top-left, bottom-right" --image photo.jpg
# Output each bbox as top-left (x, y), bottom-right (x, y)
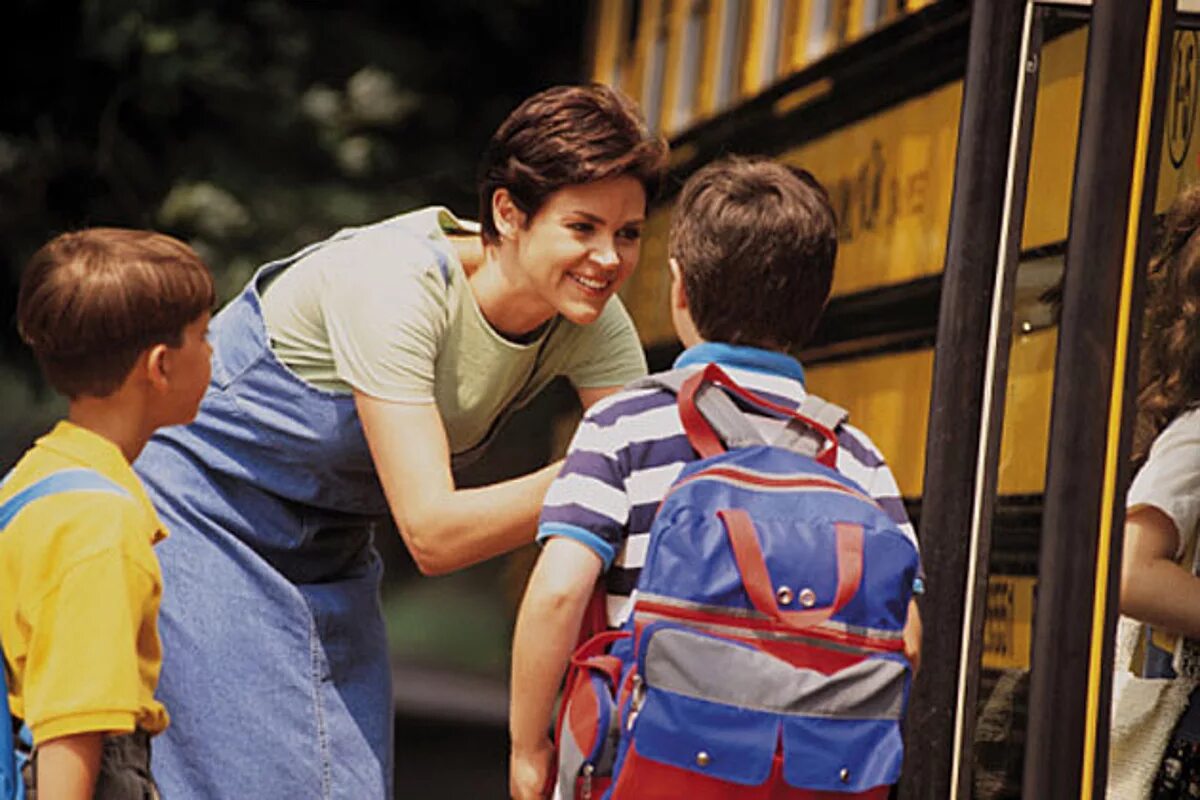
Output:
top-left (23, 730), bottom-right (158, 800)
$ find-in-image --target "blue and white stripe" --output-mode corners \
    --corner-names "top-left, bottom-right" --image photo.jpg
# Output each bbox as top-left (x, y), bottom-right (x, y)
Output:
top-left (538, 345), bottom-right (920, 627)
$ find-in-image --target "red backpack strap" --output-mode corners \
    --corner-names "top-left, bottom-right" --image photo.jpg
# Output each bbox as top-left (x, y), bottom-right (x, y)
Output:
top-left (718, 508), bottom-right (863, 629)
top-left (678, 364), bottom-right (840, 468)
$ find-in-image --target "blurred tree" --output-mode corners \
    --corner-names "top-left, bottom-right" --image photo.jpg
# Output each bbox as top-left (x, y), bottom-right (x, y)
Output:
top-left (0, 0), bottom-right (589, 380)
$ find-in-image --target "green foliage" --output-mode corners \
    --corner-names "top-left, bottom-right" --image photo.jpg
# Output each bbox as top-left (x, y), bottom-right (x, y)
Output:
top-left (0, 0), bottom-right (588, 377)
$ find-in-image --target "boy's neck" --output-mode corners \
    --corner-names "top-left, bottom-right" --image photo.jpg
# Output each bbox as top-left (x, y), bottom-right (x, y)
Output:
top-left (67, 394), bottom-right (152, 464)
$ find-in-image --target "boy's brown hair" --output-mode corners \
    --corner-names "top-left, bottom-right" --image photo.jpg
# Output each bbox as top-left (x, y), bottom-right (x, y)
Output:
top-left (477, 83), bottom-right (668, 244)
top-left (17, 228), bottom-right (215, 399)
top-left (668, 155), bottom-right (838, 349)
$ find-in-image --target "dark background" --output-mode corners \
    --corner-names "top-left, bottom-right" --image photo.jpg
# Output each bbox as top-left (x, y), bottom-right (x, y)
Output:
top-left (0, 1), bottom-right (593, 795)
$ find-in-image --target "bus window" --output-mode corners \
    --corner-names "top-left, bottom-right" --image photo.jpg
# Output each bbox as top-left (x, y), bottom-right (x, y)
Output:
top-left (805, 0), bottom-right (842, 63)
top-left (714, 0), bottom-right (746, 111)
top-left (746, 0), bottom-right (788, 92)
top-left (666, 0), bottom-right (707, 133)
top-left (641, 0), bottom-right (669, 132)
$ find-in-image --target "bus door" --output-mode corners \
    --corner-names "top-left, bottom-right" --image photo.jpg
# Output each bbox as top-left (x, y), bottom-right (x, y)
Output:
top-left (905, 1), bottom-right (1183, 798)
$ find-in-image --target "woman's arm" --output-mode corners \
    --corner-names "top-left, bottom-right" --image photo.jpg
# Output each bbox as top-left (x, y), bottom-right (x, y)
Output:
top-left (356, 392), bottom-right (561, 575)
top-left (509, 539), bottom-right (603, 800)
top-left (37, 732), bottom-right (104, 799)
top-left (1120, 505), bottom-right (1200, 638)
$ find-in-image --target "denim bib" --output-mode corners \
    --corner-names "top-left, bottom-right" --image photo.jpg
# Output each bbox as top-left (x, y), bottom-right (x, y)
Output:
top-left (135, 221), bottom-right (449, 798)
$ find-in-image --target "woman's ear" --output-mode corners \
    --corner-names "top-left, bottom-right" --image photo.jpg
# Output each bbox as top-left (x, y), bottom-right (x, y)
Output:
top-left (491, 188), bottom-right (526, 241)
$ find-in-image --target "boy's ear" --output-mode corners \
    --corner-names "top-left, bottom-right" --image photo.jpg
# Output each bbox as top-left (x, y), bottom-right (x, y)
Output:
top-left (668, 258), bottom-right (688, 310)
top-left (491, 188), bottom-right (526, 240)
top-left (145, 343), bottom-right (172, 393)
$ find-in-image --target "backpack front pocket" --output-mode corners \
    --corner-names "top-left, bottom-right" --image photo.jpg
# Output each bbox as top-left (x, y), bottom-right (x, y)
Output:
top-left (612, 623), bottom-right (907, 798)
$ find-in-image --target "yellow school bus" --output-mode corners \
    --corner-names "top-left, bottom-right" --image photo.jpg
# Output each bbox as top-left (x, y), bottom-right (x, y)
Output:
top-left (582, 1), bottom-right (1200, 795)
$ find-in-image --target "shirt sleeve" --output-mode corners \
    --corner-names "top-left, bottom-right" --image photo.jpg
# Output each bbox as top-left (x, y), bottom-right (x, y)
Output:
top-left (22, 542), bottom-right (157, 742)
top-left (319, 230), bottom-right (450, 403)
top-left (564, 296), bottom-right (648, 390)
top-left (537, 404), bottom-right (632, 570)
top-left (839, 423), bottom-right (924, 592)
top-left (1128, 409), bottom-right (1200, 560)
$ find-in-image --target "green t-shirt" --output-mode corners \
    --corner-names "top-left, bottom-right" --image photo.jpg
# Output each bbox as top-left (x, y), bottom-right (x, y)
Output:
top-left (260, 207), bottom-right (647, 457)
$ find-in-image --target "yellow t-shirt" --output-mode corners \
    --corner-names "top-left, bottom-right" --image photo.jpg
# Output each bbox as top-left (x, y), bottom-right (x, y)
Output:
top-left (0, 421), bottom-right (169, 743)
top-left (260, 207), bottom-right (649, 456)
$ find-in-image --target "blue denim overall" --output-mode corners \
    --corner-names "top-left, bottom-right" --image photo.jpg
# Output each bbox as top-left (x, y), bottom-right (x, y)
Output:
top-left (135, 222), bottom-right (448, 799)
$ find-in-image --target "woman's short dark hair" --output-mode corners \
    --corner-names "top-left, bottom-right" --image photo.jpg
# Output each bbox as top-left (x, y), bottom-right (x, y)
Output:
top-left (668, 155), bottom-right (838, 349)
top-left (477, 84), bottom-right (668, 243)
top-left (18, 227), bottom-right (216, 399)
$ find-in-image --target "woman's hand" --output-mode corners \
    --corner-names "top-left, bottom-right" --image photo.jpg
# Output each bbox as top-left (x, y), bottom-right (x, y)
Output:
top-left (510, 738), bottom-right (555, 800)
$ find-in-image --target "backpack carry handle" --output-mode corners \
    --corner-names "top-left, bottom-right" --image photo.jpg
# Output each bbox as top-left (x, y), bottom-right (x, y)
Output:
top-left (679, 365), bottom-right (839, 468)
top-left (718, 509), bottom-right (863, 629)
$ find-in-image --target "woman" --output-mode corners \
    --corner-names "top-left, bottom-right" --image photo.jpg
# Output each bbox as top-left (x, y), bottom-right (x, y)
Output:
top-left (1120, 184), bottom-right (1200, 798)
top-left (133, 84), bottom-right (667, 798)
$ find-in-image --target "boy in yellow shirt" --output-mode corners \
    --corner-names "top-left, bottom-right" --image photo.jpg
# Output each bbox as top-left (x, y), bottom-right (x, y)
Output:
top-left (1, 228), bottom-right (214, 799)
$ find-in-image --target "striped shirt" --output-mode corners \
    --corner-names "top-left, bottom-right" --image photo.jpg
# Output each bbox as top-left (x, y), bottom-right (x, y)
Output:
top-left (537, 342), bottom-right (921, 627)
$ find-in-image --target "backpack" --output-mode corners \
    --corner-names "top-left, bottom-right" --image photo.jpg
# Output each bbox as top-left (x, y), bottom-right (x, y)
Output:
top-left (0, 468), bottom-right (131, 800)
top-left (555, 364), bottom-right (921, 800)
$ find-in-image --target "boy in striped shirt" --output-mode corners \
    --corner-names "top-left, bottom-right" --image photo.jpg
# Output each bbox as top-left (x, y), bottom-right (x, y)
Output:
top-left (508, 155), bottom-right (923, 800)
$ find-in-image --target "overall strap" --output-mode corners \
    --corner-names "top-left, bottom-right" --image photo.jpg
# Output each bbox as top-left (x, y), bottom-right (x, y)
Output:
top-left (0, 468), bottom-right (130, 800)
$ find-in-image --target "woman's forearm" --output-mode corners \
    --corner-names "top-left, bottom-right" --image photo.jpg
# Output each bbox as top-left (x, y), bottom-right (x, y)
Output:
top-left (401, 461), bottom-right (561, 575)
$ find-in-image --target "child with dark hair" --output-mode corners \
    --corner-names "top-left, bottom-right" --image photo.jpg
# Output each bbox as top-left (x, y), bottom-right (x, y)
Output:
top-left (131, 83), bottom-right (668, 797)
top-left (2, 228), bottom-right (214, 798)
top-left (509, 155), bottom-right (922, 799)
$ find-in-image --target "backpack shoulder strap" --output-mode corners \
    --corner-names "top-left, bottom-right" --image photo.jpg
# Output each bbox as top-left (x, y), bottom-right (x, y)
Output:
top-left (0, 469), bottom-right (130, 531)
top-left (628, 369), bottom-right (767, 450)
top-left (773, 394), bottom-right (851, 458)
top-left (0, 467), bottom-right (130, 798)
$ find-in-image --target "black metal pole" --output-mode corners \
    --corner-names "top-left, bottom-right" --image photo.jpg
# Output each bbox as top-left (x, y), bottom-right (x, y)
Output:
top-left (1022, 0), bottom-right (1172, 796)
top-left (899, 2), bottom-right (1030, 798)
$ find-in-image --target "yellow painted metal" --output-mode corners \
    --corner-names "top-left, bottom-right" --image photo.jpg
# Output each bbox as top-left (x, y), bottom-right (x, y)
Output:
top-left (588, 0), bottom-right (629, 86)
top-left (779, 81), bottom-right (963, 296)
top-left (1021, 28), bottom-right (1086, 250)
top-left (844, 0), bottom-right (866, 46)
top-left (995, 327), bottom-right (1057, 497)
top-left (659, 0), bottom-right (691, 135)
top-left (802, 326), bottom-right (1057, 500)
top-left (741, 0), bottom-right (779, 96)
top-left (1155, 30), bottom-right (1200, 211)
top-left (626, 0), bottom-right (665, 112)
top-left (619, 205), bottom-right (674, 345)
top-left (981, 575), bottom-right (1037, 671)
top-left (805, 348), bottom-right (934, 497)
top-left (697, 0), bottom-right (727, 118)
top-left (777, 0), bottom-right (802, 75)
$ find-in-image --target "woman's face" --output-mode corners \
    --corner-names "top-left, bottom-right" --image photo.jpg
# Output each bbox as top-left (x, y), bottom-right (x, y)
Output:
top-left (510, 175), bottom-right (647, 327)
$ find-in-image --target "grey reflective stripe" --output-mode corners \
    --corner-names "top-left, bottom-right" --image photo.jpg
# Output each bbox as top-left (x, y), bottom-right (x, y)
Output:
top-left (557, 717), bottom-right (587, 799)
top-left (797, 394), bottom-right (850, 431)
top-left (643, 626), bottom-right (907, 721)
